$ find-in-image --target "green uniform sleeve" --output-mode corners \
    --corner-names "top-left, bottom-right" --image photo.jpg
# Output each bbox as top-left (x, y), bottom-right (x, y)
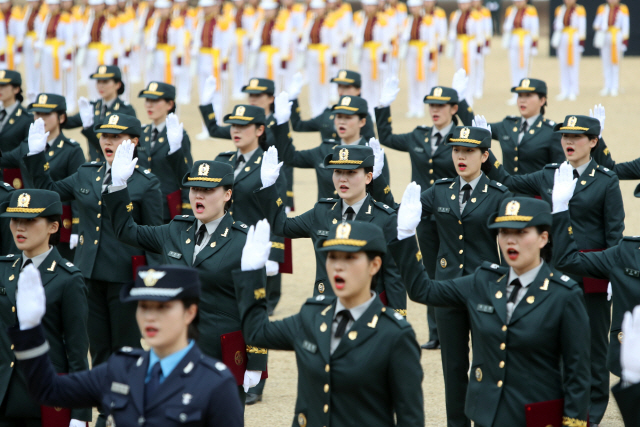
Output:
top-left (486, 150), bottom-right (543, 196)
top-left (456, 99), bottom-right (474, 126)
top-left (68, 146), bottom-right (86, 235)
top-left (63, 113), bottom-right (83, 129)
top-left (199, 104), bottom-right (232, 139)
top-left (420, 185), bottom-right (435, 218)
top-left (592, 137), bottom-right (615, 170)
top-left (389, 327), bottom-right (424, 427)
top-left (488, 121), bottom-right (501, 140)
top-left (362, 113), bottom-right (377, 141)
top-left (139, 174), bottom-right (164, 228)
top-left (374, 106), bottom-right (410, 152)
top-left (255, 184), bottom-right (313, 239)
top-left (612, 157), bottom-right (640, 180)
top-left (233, 269), bottom-right (298, 350)
top-left (289, 99), bottom-right (323, 132)
top-left (0, 143), bottom-right (22, 168)
top-left (379, 214), bottom-right (406, 312)
top-left (272, 120), bottom-right (324, 168)
top-left (23, 152), bottom-right (77, 201)
top-left (603, 175), bottom-right (624, 247)
top-left (166, 141), bottom-right (192, 189)
top-left (613, 382), bottom-right (640, 426)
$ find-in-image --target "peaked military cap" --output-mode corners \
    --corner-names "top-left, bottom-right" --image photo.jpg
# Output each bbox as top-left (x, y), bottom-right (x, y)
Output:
top-left (323, 145), bottom-right (375, 170)
top-left (182, 160), bottom-right (234, 188)
top-left (511, 78), bottom-right (547, 96)
top-left (318, 221), bottom-right (387, 254)
top-left (0, 189), bottom-right (62, 218)
top-left (331, 95), bottom-right (368, 115)
top-left (0, 70), bottom-right (21, 86)
top-left (92, 113), bottom-right (142, 137)
top-left (120, 265), bottom-right (201, 302)
top-left (90, 65), bottom-right (122, 80)
top-left (330, 70), bottom-right (362, 87)
top-left (487, 197), bottom-right (552, 229)
top-left (138, 81), bottom-right (176, 100)
top-left (446, 125), bottom-right (492, 148)
top-left (423, 86), bottom-right (459, 104)
top-left (553, 115), bottom-right (600, 136)
top-left (242, 77), bottom-right (275, 95)
top-left (28, 93), bottom-right (67, 113)
top-left (223, 104), bottom-right (266, 125)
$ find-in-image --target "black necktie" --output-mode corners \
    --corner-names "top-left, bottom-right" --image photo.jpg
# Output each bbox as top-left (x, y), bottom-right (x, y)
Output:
top-left (22, 259), bottom-right (33, 269)
top-left (434, 133), bottom-right (443, 146)
top-left (235, 154), bottom-right (246, 170)
top-left (151, 128), bottom-right (159, 142)
top-left (101, 104), bottom-right (107, 118)
top-left (520, 120), bottom-right (528, 134)
top-left (345, 207), bottom-right (355, 221)
top-left (145, 362), bottom-right (163, 405)
top-left (573, 169), bottom-right (580, 180)
top-left (0, 110), bottom-right (7, 122)
top-left (461, 184), bottom-right (472, 204)
top-left (195, 223), bottom-right (207, 246)
top-left (508, 279), bottom-right (522, 304)
top-left (335, 310), bottom-right (353, 338)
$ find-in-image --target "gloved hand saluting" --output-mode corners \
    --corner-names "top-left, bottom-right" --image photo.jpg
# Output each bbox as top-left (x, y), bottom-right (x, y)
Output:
top-left (397, 182), bottom-right (422, 240)
top-left (472, 115), bottom-right (491, 134)
top-left (274, 91), bottom-right (293, 125)
top-left (369, 137), bottom-right (384, 180)
top-left (452, 68), bottom-right (468, 101)
top-left (241, 219), bottom-right (272, 271)
top-left (379, 76), bottom-right (400, 107)
top-left (201, 76), bottom-right (218, 106)
top-left (17, 264), bottom-right (46, 330)
top-left (27, 118), bottom-right (49, 155)
top-left (621, 305), bottom-right (640, 384)
top-left (78, 97), bottom-right (94, 128)
top-left (166, 113), bottom-right (184, 154)
top-left (552, 162), bottom-right (577, 213)
top-left (260, 146), bottom-right (282, 188)
top-left (111, 140), bottom-right (138, 187)
top-left (589, 104), bottom-right (605, 139)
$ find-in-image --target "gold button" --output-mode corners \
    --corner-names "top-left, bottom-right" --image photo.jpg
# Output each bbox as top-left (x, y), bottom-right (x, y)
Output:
top-left (429, 169), bottom-right (433, 174)
top-left (97, 214), bottom-right (101, 218)
top-left (10, 345), bottom-right (14, 350)
top-left (430, 179), bottom-right (434, 184)
top-left (514, 156), bottom-right (518, 161)
top-left (514, 147), bottom-right (518, 151)
top-left (459, 250), bottom-right (463, 254)
top-left (500, 343), bottom-right (506, 350)
top-left (514, 167), bottom-right (518, 172)
top-left (499, 361), bottom-right (505, 368)
top-left (12, 307), bottom-right (15, 313)
top-left (459, 235), bottom-right (463, 240)
top-left (96, 227), bottom-right (100, 231)
top-left (502, 325), bottom-right (507, 331)
top-left (96, 176), bottom-right (101, 181)
top-left (325, 364), bottom-right (330, 372)
top-left (324, 384), bottom-right (329, 393)
top-left (429, 159), bottom-right (433, 164)
top-left (98, 201), bottom-right (102, 205)
top-left (324, 404), bottom-right (328, 413)
top-left (10, 362), bottom-right (14, 368)
top-left (497, 380), bottom-right (503, 387)
top-left (458, 220), bottom-right (462, 225)
top-left (459, 264), bottom-right (463, 269)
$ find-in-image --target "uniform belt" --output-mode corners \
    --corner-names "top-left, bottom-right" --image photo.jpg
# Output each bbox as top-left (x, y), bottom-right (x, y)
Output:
top-left (259, 45), bottom-right (279, 80)
top-left (308, 43), bottom-right (329, 84)
top-left (362, 41), bottom-right (382, 80)
top-left (88, 42), bottom-right (111, 65)
top-left (26, 31), bottom-right (37, 38)
top-left (156, 43), bottom-right (176, 84)
top-left (457, 34), bottom-right (475, 73)
top-left (200, 47), bottom-right (221, 90)
top-left (512, 28), bottom-right (530, 68)
top-left (562, 27), bottom-right (578, 66)
top-left (6, 36), bottom-right (15, 70)
top-left (45, 38), bottom-right (66, 80)
top-left (235, 28), bottom-right (246, 62)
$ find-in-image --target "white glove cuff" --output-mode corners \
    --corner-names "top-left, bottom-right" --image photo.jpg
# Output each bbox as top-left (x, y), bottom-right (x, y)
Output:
top-left (622, 369), bottom-right (640, 385)
top-left (397, 229), bottom-right (416, 241)
top-left (551, 203), bottom-right (569, 214)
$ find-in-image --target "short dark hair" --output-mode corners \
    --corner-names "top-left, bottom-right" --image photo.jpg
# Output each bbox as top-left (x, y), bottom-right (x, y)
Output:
top-left (13, 84), bottom-right (23, 103)
top-left (480, 148), bottom-right (492, 175)
top-left (365, 251), bottom-right (384, 291)
top-left (223, 184), bottom-right (233, 212)
top-left (587, 134), bottom-right (600, 153)
top-left (357, 113), bottom-right (367, 121)
top-left (364, 166), bottom-right (374, 195)
top-left (257, 125), bottom-right (268, 151)
top-left (181, 297), bottom-right (200, 341)
top-left (536, 225), bottom-right (552, 264)
top-left (56, 111), bottom-right (67, 127)
top-left (44, 214), bottom-right (62, 246)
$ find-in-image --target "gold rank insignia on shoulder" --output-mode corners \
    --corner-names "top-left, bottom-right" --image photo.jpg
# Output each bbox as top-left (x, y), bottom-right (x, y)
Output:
top-left (367, 314), bottom-right (378, 329)
top-left (221, 227), bottom-right (229, 237)
top-left (540, 278), bottom-right (549, 291)
top-left (138, 269), bottom-right (166, 287)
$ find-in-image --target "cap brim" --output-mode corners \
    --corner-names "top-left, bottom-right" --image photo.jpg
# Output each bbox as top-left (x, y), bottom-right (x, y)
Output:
top-left (634, 183), bottom-right (640, 198)
top-left (28, 106), bottom-right (63, 113)
top-left (91, 73), bottom-right (119, 80)
top-left (331, 106), bottom-right (360, 115)
top-left (181, 173), bottom-right (229, 188)
top-left (119, 281), bottom-right (174, 302)
top-left (93, 123), bottom-right (141, 137)
top-left (510, 86), bottom-right (546, 95)
top-left (0, 201), bottom-right (62, 218)
top-left (317, 239), bottom-right (387, 254)
top-left (423, 97), bottom-right (455, 105)
top-left (138, 91), bottom-right (166, 99)
top-left (552, 123), bottom-right (593, 134)
top-left (487, 213), bottom-right (552, 229)
top-left (322, 153), bottom-right (368, 170)
top-left (223, 113), bottom-right (264, 125)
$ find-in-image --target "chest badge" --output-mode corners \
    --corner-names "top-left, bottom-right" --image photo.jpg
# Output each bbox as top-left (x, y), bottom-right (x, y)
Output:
top-left (495, 290), bottom-right (503, 299)
top-left (475, 367), bottom-right (482, 381)
top-left (526, 295), bottom-right (535, 304)
top-left (182, 393), bottom-right (192, 405)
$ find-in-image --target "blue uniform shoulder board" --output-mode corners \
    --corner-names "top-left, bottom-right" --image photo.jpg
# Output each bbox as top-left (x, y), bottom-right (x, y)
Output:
top-left (116, 346), bottom-right (144, 356)
top-left (200, 355), bottom-right (233, 375)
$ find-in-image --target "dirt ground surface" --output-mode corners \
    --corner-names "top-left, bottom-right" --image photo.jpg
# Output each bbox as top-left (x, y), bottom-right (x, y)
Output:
top-left (63, 36), bottom-right (636, 425)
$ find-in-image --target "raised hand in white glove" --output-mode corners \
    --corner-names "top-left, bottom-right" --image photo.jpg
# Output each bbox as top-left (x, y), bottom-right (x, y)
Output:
top-left (201, 76), bottom-right (217, 105)
top-left (28, 118), bottom-right (49, 155)
top-left (78, 97), bottom-right (94, 128)
top-left (274, 91), bottom-right (292, 125)
top-left (111, 140), bottom-right (138, 187)
top-left (552, 162), bottom-right (577, 213)
top-left (17, 264), bottom-right (46, 330)
top-left (287, 72), bottom-right (304, 100)
top-left (368, 137), bottom-right (384, 179)
top-left (166, 113), bottom-right (183, 154)
top-left (241, 219), bottom-right (272, 271)
top-left (397, 182), bottom-right (422, 240)
top-left (69, 419), bottom-right (87, 427)
top-left (621, 305), bottom-right (640, 384)
top-left (243, 370), bottom-right (262, 393)
top-left (472, 115), bottom-right (491, 134)
top-left (451, 68), bottom-right (468, 101)
top-left (266, 260), bottom-right (279, 276)
top-left (589, 104), bottom-right (605, 138)
top-left (260, 146), bottom-right (282, 188)
top-left (69, 234), bottom-right (79, 250)
top-left (379, 76), bottom-right (400, 107)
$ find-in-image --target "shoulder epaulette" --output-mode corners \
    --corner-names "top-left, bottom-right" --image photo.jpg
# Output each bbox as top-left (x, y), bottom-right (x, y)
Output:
top-left (82, 161), bottom-right (104, 167)
top-left (381, 307), bottom-right (411, 328)
top-left (575, 5), bottom-right (586, 16)
top-left (620, 4), bottom-right (629, 14)
top-left (0, 254), bottom-right (18, 261)
top-left (543, 119), bottom-right (555, 127)
top-left (217, 151), bottom-right (235, 157)
top-left (322, 139), bottom-right (337, 145)
top-left (171, 16), bottom-right (185, 27)
top-left (373, 200), bottom-right (395, 214)
top-left (526, 5), bottom-right (538, 16)
top-left (479, 261), bottom-right (509, 275)
top-left (435, 177), bottom-right (455, 185)
top-left (544, 163), bottom-right (561, 170)
top-left (293, 3), bottom-right (304, 12)
top-left (596, 164), bottom-right (614, 176)
top-left (60, 11), bottom-right (72, 22)
top-left (505, 5), bottom-right (513, 15)
top-left (318, 197), bottom-right (336, 203)
top-left (596, 4), bottom-right (606, 14)
top-left (555, 5), bottom-right (562, 16)
top-left (506, 115), bottom-right (519, 121)
top-left (0, 182), bottom-right (14, 192)
top-left (134, 167), bottom-right (156, 179)
top-left (488, 181), bottom-right (509, 192)
top-left (305, 294), bottom-right (337, 305)
top-left (622, 235), bottom-right (640, 242)
top-left (116, 346), bottom-right (145, 356)
top-left (66, 138), bottom-right (79, 146)
top-left (200, 356), bottom-right (233, 374)
top-left (435, 7), bottom-right (446, 18)
top-left (232, 221), bottom-right (249, 233)
top-left (550, 271), bottom-right (578, 289)
top-left (58, 260), bottom-right (81, 274)
top-left (397, 3), bottom-right (407, 12)
top-left (173, 214), bottom-right (195, 222)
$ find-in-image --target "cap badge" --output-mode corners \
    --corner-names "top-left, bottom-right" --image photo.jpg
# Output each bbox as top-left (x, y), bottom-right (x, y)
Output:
top-left (338, 148), bottom-right (349, 161)
top-left (0, 71), bottom-right (5, 79)
top-left (149, 82), bottom-right (158, 92)
top-left (17, 193), bottom-right (31, 208)
top-left (567, 116), bottom-right (577, 127)
top-left (341, 96), bottom-right (351, 106)
top-left (38, 94), bottom-right (48, 104)
top-left (236, 106), bottom-right (245, 116)
top-left (460, 127), bottom-right (470, 139)
top-left (198, 163), bottom-right (210, 176)
top-left (99, 65), bottom-right (107, 74)
top-left (521, 78), bottom-right (530, 88)
top-left (505, 200), bottom-right (520, 216)
top-left (249, 78), bottom-right (259, 87)
top-left (433, 87), bottom-right (443, 97)
top-left (108, 115), bottom-right (119, 125)
top-left (138, 268), bottom-right (166, 287)
top-left (336, 222), bottom-right (351, 239)
top-left (338, 70), bottom-right (347, 78)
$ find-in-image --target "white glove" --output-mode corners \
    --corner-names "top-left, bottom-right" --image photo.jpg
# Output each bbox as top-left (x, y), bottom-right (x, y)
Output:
top-left (472, 115), bottom-right (491, 134)
top-left (201, 76), bottom-right (217, 105)
top-left (69, 234), bottom-right (79, 250)
top-left (78, 97), bottom-right (94, 128)
top-left (621, 305), bottom-right (640, 384)
top-left (16, 264), bottom-right (46, 330)
top-left (243, 370), bottom-right (262, 393)
top-left (111, 140), bottom-right (138, 187)
top-left (551, 32), bottom-right (561, 49)
top-left (274, 91), bottom-right (292, 125)
top-left (260, 146), bottom-right (282, 188)
top-left (27, 118), bottom-right (49, 155)
top-left (552, 162), bottom-right (577, 213)
top-left (69, 420), bottom-right (86, 427)
top-left (607, 282), bottom-right (612, 301)
top-left (397, 182), bottom-right (422, 240)
top-left (368, 137), bottom-right (384, 179)
top-left (589, 104), bottom-right (605, 138)
top-left (287, 72), bottom-right (304, 100)
top-left (452, 68), bottom-right (468, 101)
top-left (62, 60), bottom-right (73, 71)
top-left (379, 76), bottom-right (400, 107)
top-left (165, 113), bottom-right (183, 154)
top-left (241, 219), bottom-right (272, 271)
top-left (265, 260), bottom-right (279, 277)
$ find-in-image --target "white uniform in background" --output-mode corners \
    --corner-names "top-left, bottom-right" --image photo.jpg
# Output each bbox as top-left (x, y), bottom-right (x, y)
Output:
top-left (551, 2), bottom-right (586, 101)
top-left (116, 1), bottom-right (135, 102)
top-left (3, 1), bottom-right (23, 71)
top-left (502, 2), bottom-right (539, 104)
top-left (277, 2), bottom-right (305, 94)
top-left (145, 0), bottom-right (184, 85)
top-left (424, 2), bottom-right (447, 92)
top-left (172, 0), bottom-right (196, 104)
top-left (228, 0), bottom-right (256, 99)
top-left (593, 2), bottom-right (629, 96)
top-left (472, 2), bottom-right (491, 99)
top-left (19, 0), bottom-right (44, 102)
top-left (384, 0), bottom-right (406, 77)
top-left (39, 0), bottom-right (73, 98)
top-left (81, 2), bottom-right (119, 100)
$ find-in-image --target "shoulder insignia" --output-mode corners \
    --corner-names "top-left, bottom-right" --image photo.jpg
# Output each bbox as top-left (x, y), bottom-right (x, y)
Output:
top-left (543, 119), bottom-right (555, 127)
top-left (480, 260), bottom-right (508, 275)
top-left (381, 307), bottom-right (411, 328)
top-left (623, 236), bottom-right (640, 242)
top-left (116, 346), bottom-right (144, 356)
top-left (596, 166), bottom-right (614, 177)
top-left (373, 200), bottom-right (395, 214)
top-left (415, 125), bottom-right (430, 131)
top-left (232, 221), bottom-right (249, 233)
top-left (218, 151), bottom-right (235, 156)
top-left (307, 295), bottom-right (337, 304)
top-left (134, 168), bottom-right (155, 179)
top-left (561, 275), bottom-right (569, 281)
top-left (215, 361), bottom-right (227, 371)
top-left (436, 178), bottom-right (454, 185)
top-left (173, 215), bottom-right (194, 222)
top-left (506, 115), bottom-right (519, 121)
top-left (83, 161), bottom-right (103, 167)
top-left (318, 198), bottom-right (335, 203)
top-left (1, 254), bottom-right (16, 260)
top-left (488, 181), bottom-right (509, 192)
top-left (59, 260), bottom-right (80, 273)
top-left (544, 163), bottom-right (561, 169)
top-left (66, 262), bottom-right (74, 267)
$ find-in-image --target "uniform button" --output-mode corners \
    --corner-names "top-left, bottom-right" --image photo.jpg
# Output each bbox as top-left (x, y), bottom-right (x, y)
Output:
top-left (98, 201), bottom-right (102, 205)
top-left (96, 227), bottom-right (100, 231)
top-left (10, 345), bottom-right (14, 350)
top-left (429, 169), bottom-right (433, 174)
top-left (497, 380), bottom-right (503, 387)
top-left (459, 264), bottom-right (463, 269)
top-left (501, 325), bottom-right (507, 332)
top-left (325, 364), bottom-right (330, 372)
top-left (111, 402), bottom-right (116, 408)
top-left (97, 213), bottom-right (101, 218)
top-left (514, 147), bottom-right (518, 151)
top-left (10, 362), bottom-right (14, 368)
top-left (459, 250), bottom-right (463, 254)
top-left (428, 159), bottom-right (433, 164)
top-left (324, 384), bottom-right (329, 393)
top-left (179, 413), bottom-right (188, 422)
top-left (458, 220), bottom-right (462, 225)
top-left (499, 361), bottom-right (505, 368)
top-left (500, 343), bottom-right (506, 350)
top-left (514, 167), bottom-right (518, 172)
top-left (430, 180), bottom-right (434, 184)
top-left (323, 404), bottom-right (329, 413)
top-left (332, 133), bottom-right (336, 137)
top-left (138, 416), bottom-right (145, 425)
top-left (459, 235), bottom-right (463, 240)
top-left (12, 307), bottom-right (15, 313)
top-left (514, 156), bottom-right (518, 161)
top-left (94, 240), bottom-right (98, 245)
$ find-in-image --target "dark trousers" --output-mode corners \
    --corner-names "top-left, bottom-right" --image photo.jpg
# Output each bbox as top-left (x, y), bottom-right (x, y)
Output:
top-left (0, 420), bottom-right (40, 427)
top-left (266, 273), bottom-right (281, 313)
top-left (435, 307), bottom-right (471, 427)
top-left (237, 386), bottom-right (246, 409)
top-left (87, 279), bottom-right (141, 427)
top-left (584, 293), bottom-right (611, 423)
top-left (418, 219), bottom-right (439, 341)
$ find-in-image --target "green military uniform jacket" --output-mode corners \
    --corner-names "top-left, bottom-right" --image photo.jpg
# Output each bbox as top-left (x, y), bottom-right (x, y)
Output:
top-left (374, 103), bottom-right (473, 191)
top-left (199, 104), bottom-right (295, 208)
top-left (289, 98), bottom-right (377, 142)
top-left (612, 382), bottom-right (640, 426)
top-left (388, 236), bottom-right (590, 426)
top-left (233, 268), bottom-right (424, 427)
top-left (552, 210), bottom-right (640, 376)
top-left (66, 97), bottom-right (137, 162)
top-left (214, 146), bottom-right (286, 263)
top-left (0, 181), bottom-right (16, 254)
top-left (0, 103), bottom-right (32, 153)
top-left (272, 121), bottom-right (390, 200)
top-left (421, 174), bottom-right (511, 279)
top-left (103, 188), bottom-right (268, 371)
top-left (137, 124), bottom-right (193, 221)
top-left (255, 184), bottom-right (406, 311)
top-left (0, 249), bottom-right (90, 421)
top-left (487, 159), bottom-right (624, 287)
top-left (23, 152), bottom-right (163, 283)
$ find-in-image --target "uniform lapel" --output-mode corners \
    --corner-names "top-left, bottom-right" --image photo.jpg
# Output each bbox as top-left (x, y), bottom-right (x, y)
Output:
top-left (331, 299), bottom-right (383, 360)
top-left (4, 105), bottom-right (24, 131)
top-left (518, 116), bottom-right (543, 147)
top-left (432, 126), bottom-right (454, 158)
top-left (489, 271), bottom-right (508, 325)
top-left (45, 134), bottom-right (65, 161)
top-left (461, 174), bottom-right (490, 218)
top-left (510, 119), bottom-right (521, 145)
top-left (140, 126), bottom-right (153, 158)
top-left (5, 256), bottom-right (21, 306)
top-left (192, 215), bottom-right (233, 267)
top-left (93, 163), bottom-right (106, 195)
top-left (508, 265), bottom-right (554, 325)
top-left (180, 221), bottom-right (197, 265)
top-left (129, 351), bottom-right (149, 414)
top-left (38, 250), bottom-right (60, 288)
top-left (233, 148), bottom-right (263, 184)
top-left (146, 347), bottom-right (203, 411)
top-left (150, 127), bottom-right (168, 156)
top-left (328, 199), bottom-right (342, 226)
top-left (314, 301), bottom-right (335, 363)
top-left (446, 178), bottom-right (462, 220)
top-left (572, 159), bottom-right (598, 196)
top-left (354, 195), bottom-right (375, 223)
top-left (94, 100), bottom-right (103, 121)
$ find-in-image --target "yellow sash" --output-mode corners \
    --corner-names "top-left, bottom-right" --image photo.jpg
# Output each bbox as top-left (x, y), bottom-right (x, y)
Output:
top-left (45, 38), bottom-right (65, 80)
top-left (88, 42), bottom-right (111, 65)
top-left (308, 43), bottom-right (329, 83)
top-left (608, 27), bottom-right (619, 64)
top-left (200, 47), bottom-right (221, 89)
top-left (259, 45), bottom-right (279, 80)
top-left (363, 41), bottom-right (381, 80)
top-left (409, 40), bottom-right (427, 81)
top-left (457, 34), bottom-right (474, 73)
top-left (156, 43), bottom-right (176, 84)
top-left (6, 36), bottom-right (15, 70)
top-left (235, 28), bottom-right (246, 62)
top-left (562, 27), bottom-right (578, 66)
top-left (512, 28), bottom-right (529, 68)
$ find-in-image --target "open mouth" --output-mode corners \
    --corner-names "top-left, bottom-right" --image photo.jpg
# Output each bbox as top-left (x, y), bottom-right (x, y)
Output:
top-left (432, 114), bottom-right (440, 122)
top-left (16, 234), bottom-right (26, 243)
top-left (507, 248), bottom-right (519, 260)
top-left (195, 202), bottom-right (205, 213)
top-left (334, 275), bottom-right (345, 290)
top-left (233, 136), bottom-right (241, 142)
top-left (566, 147), bottom-right (575, 155)
top-left (104, 148), bottom-right (114, 157)
top-left (339, 184), bottom-right (349, 193)
top-left (145, 326), bottom-right (158, 338)
top-left (458, 162), bottom-right (467, 171)
top-left (338, 126), bottom-right (346, 134)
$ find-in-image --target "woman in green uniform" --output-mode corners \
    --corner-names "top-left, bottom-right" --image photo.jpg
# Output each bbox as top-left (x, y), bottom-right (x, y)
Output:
top-left (392, 187), bottom-right (590, 426)
top-left (22, 114), bottom-right (163, 427)
top-left (0, 189), bottom-right (90, 426)
top-left (612, 306), bottom-right (640, 426)
top-left (103, 142), bottom-right (267, 404)
top-left (234, 219), bottom-right (424, 426)
top-left (483, 114), bottom-right (623, 424)
top-left (0, 93), bottom-right (85, 260)
top-left (65, 65), bottom-right (137, 162)
top-left (0, 70), bottom-right (32, 156)
top-left (136, 81), bottom-right (193, 223)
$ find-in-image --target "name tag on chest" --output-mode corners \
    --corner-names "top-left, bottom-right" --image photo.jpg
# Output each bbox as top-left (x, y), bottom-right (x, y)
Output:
top-left (137, 147), bottom-right (147, 152)
top-left (413, 147), bottom-right (424, 153)
top-left (476, 304), bottom-right (494, 313)
top-left (437, 207), bottom-right (450, 213)
top-left (317, 230), bottom-right (329, 237)
top-left (111, 382), bottom-right (130, 395)
top-left (302, 340), bottom-right (317, 353)
top-left (80, 188), bottom-right (90, 194)
top-left (625, 268), bottom-right (640, 278)
top-left (168, 251), bottom-right (183, 260)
